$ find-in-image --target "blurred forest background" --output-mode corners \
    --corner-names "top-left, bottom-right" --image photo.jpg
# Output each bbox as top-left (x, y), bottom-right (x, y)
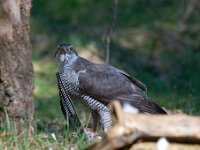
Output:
top-left (31, 0), bottom-right (200, 131)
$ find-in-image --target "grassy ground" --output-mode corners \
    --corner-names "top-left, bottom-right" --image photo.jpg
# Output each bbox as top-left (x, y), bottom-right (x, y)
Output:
top-left (0, 129), bottom-right (90, 149)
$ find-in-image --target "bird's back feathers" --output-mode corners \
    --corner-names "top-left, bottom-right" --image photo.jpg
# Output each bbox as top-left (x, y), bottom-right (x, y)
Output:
top-left (72, 57), bottom-right (167, 114)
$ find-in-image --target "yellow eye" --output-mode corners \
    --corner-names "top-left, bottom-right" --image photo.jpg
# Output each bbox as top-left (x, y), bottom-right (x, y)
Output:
top-left (69, 47), bottom-right (74, 51)
top-left (56, 47), bottom-right (60, 52)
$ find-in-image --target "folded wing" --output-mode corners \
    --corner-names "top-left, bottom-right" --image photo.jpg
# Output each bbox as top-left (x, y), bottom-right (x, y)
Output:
top-left (75, 60), bottom-right (166, 114)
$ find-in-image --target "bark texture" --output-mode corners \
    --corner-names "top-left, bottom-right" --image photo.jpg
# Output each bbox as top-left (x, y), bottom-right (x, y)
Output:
top-left (0, 0), bottom-right (34, 133)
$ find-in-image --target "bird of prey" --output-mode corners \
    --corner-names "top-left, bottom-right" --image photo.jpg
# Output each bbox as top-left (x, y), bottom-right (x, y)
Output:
top-left (55, 43), bottom-right (167, 131)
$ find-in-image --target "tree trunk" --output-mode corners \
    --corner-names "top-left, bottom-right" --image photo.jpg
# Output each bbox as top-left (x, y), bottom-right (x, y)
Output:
top-left (0, 0), bottom-right (34, 134)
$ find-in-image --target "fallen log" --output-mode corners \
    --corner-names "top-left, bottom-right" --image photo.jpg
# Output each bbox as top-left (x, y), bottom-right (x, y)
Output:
top-left (130, 142), bottom-right (200, 150)
top-left (85, 101), bottom-right (200, 150)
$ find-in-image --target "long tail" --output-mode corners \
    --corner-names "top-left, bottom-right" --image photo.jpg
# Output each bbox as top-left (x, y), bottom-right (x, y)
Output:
top-left (56, 73), bottom-right (84, 131)
top-left (137, 97), bottom-right (167, 114)
top-left (118, 95), bottom-right (167, 114)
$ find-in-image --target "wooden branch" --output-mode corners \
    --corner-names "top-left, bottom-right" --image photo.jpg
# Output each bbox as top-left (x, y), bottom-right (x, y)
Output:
top-left (107, 114), bottom-right (200, 143)
top-left (130, 142), bottom-right (200, 150)
top-left (85, 101), bottom-right (200, 150)
top-left (182, 0), bottom-right (197, 22)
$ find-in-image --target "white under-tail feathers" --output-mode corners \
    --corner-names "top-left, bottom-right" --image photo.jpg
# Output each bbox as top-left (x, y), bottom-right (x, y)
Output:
top-left (122, 102), bottom-right (139, 114)
top-left (157, 137), bottom-right (169, 150)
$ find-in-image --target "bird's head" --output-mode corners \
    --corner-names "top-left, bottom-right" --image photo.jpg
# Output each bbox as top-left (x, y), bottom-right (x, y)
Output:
top-left (55, 43), bottom-right (78, 67)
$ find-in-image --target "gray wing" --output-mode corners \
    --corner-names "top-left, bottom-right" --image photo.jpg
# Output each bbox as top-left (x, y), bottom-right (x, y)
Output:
top-left (74, 58), bottom-right (166, 114)
top-left (78, 66), bottom-right (145, 101)
top-left (115, 68), bottom-right (147, 92)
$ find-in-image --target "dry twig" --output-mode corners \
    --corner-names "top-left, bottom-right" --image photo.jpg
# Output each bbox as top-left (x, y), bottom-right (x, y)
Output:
top-left (103, 0), bottom-right (118, 64)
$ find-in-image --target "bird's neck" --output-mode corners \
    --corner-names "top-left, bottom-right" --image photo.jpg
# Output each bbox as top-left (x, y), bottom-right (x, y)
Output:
top-left (59, 57), bottom-right (77, 75)
top-left (58, 62), bottom-right (72, 74)
top-left (69, 52), bottom-right (78, 62)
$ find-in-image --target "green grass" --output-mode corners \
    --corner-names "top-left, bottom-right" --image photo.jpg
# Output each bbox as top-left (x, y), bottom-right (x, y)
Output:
top-left (0, 113), bottom-right (91, 150)
top-left (0, 130), bottom-right (90, 150)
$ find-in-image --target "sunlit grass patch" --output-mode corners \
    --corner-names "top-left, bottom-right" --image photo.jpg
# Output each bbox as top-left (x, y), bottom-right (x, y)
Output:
top-left (0, 131), bottom-right (91, 150)
top-left (0, 111), bottom-right (92, 150)
top-left (33, 58), bottom-right (58, 98)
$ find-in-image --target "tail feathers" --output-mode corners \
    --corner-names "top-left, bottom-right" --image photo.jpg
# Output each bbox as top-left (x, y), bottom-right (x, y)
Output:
top-left (118, 95), bottom-right (167, 114)
top-left (138, 99), bottom-right (167, 114)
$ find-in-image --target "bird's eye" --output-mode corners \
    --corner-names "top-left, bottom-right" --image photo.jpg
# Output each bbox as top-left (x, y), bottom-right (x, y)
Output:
top-left (56, 47), bottom-right (61, 52)
top-left (68, 47), bottom-right (73, 51)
